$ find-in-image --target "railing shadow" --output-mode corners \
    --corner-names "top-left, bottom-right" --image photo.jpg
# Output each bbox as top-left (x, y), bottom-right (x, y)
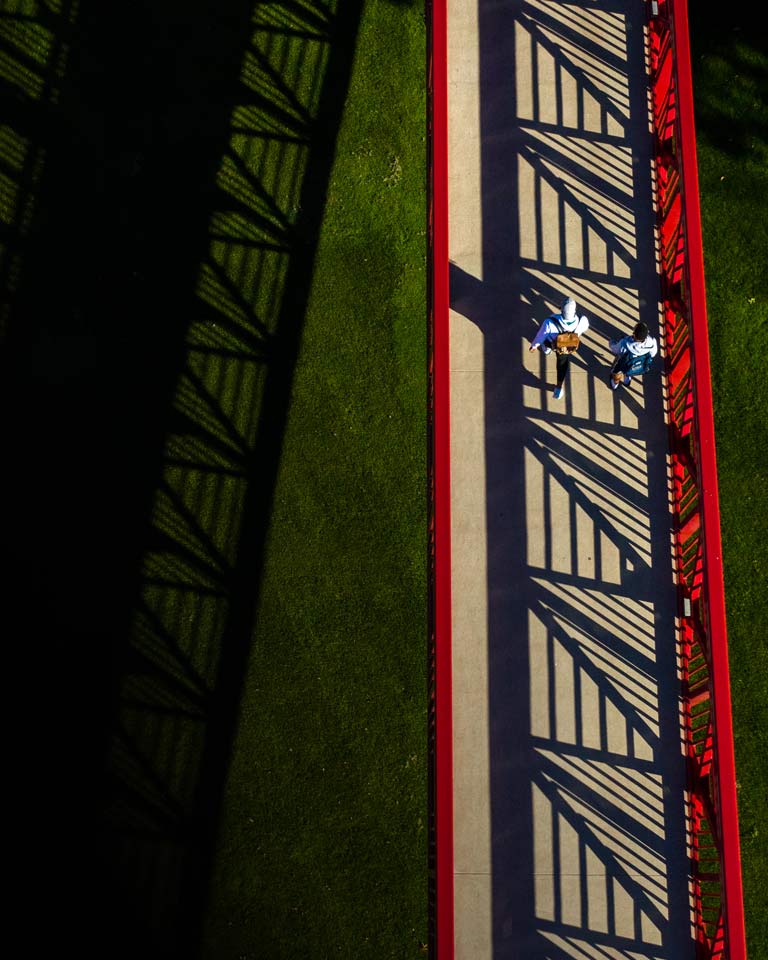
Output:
top-left (0, 0), bottom-right (79, 341)
top-left (449, 0), bottom-right (694, 956)
top-left (1, 0), bottom-right (361, 956)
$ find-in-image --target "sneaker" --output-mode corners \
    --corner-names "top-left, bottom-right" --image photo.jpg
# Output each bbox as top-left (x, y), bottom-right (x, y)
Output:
top-left (553, 384), bottom-right (564, 400)
top-left (542, 346), bottom-right (552, 355)
top-left (622, 375), bottom-right (632, 386)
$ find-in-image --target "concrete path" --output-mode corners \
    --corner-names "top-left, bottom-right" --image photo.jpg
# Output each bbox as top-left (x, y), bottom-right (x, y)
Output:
top-left (447, 1), bottom-right (694, 957)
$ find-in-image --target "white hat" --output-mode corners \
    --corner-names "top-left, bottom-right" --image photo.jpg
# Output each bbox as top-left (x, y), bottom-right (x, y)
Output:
top-left (561, 298), bottom-right (577, 324)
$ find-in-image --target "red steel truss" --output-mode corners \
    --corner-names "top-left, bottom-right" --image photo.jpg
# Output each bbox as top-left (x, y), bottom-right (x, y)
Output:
top-left (649, 0), bottom-right (747, 956)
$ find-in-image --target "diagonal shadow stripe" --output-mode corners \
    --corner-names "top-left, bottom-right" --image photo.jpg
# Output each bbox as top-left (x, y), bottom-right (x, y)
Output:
top-left (133, 600), bottom-right (214, 699)
top-left (153, 480), bottom-right (234, 578)
top-left (518, 5), bottom-right (630, 129)
top-left (537, 920), bottom-right (669, 959)
top-left (530, 735), bottom-right (657, 772)
top-left (218, 144), bottom-right (296, 234)
top-left (245, 41), bottom-right (316, 125)
top-left (0, 7), bottom-right (63, 31)
top-left (535, 748), bottom-right (666, 854)
top-left (526, 434), bottom-right (651, 571)
top-left (198, 248), bottom-right (276, 335)
top-left (527, 416), bottom-right (649, 509)
top-left (515, 117), bottom-right (629, 147)
top-left (527, 413), bottom-right (650, 489)
top-left (520, 127), bottom-right (635, 215)
top-left (533, 768), bottom-right (670, 932)
top-left (74, 4), bottom-right (370, 956)
top-left (528, 430), bottom-right (650, 540)
top-left (257, 0), bottom-right (335, 36)
top-left (532, 579), bottom-right (657, 669)
top-left (165, 403), bottom-right (249, 470)
top-left (143, 547), bottom-right (228, 595)
top-left (531, 594), bottom-right (661, 748)
top-left (522, 0), bottom-right (632, 71)
top-left (517, 256), bottom-right (637, 289)
top-left (534, 580), bottom-right (660, 690)
top-left (140, 576), bottom-right (228, 599)
top-left (526, 567), bottom-right (662, 606)
top-left (521, 400), bottom-right (649, 436)
top-left (208, 208), bottom-right (291, 253)
top-left (519, 138), bottom-right (636, 273)
top-left (175, 365), bottom-right (253, 457)
top-left (538, 777), bottom-right (669, 914)
top-left (122, 648), bottom-right (209, 720)
top-left (540, 752), bottom-right (668, 850)
top-left (229, 106), bottom-right (311, 143)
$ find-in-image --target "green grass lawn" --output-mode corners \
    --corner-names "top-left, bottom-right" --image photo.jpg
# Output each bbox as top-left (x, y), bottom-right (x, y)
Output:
top-left (690, 7), bottom-right (768, 957)
top-left (198, 2), bottom-right (429, 956)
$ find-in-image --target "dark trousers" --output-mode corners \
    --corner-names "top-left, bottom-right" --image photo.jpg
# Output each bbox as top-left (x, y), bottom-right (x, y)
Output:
top-left (556, 351), bottom-right (571, 387)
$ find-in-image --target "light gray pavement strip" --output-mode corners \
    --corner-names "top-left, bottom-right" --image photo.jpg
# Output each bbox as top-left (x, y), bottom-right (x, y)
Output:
top-left (447, 1), bottom-right (695, 957)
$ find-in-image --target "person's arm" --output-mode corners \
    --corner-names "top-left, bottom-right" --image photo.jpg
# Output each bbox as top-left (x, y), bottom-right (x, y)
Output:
top-left (649, 337), bottom-right (659, 358)
top-left (529, 319), bottom-right (554, 350)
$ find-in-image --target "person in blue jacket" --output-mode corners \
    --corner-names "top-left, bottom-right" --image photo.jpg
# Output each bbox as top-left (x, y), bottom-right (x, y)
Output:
top-left (608, 322), bottom-right (658, 389)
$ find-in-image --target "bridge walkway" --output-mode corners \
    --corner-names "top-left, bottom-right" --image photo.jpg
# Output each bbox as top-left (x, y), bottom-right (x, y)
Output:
top-left (447, 1), bottom-right (694, 956)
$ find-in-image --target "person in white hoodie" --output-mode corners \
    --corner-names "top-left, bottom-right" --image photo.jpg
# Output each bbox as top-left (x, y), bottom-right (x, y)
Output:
top-left (529, 297), bottom-right (589, 400)
top-left (608, 322), bottom-right (658, 389)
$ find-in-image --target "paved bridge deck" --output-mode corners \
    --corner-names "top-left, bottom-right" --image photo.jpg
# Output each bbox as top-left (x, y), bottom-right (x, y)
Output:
top-left (447, 0), bottom-right (695, 956)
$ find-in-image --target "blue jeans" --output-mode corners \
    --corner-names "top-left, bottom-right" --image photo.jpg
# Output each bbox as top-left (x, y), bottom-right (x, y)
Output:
top-left (612, 352), bottom-right (653, 377)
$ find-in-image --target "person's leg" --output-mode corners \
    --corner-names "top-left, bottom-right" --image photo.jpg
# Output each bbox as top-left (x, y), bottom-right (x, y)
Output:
top-left (608, 352), bottom-right (628, 390)
top-left (554, 353), bottom-right (569, 398)
top-left (623, 356), bottom-right (644, 386)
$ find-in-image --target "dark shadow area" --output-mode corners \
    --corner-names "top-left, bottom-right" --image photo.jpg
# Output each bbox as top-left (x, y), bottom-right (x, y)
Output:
top-left (1, 0), bottom-right (361, 956)
top-left (688, 0), bottom-right (768, 157)
top-left (447, 0), bottom-right (692, 955)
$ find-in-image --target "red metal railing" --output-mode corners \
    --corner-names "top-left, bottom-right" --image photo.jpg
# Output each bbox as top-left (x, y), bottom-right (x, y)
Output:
top-left (427, 0), bottom-right (453, 956)
top-left (649, 0), bottom-right (747, 956)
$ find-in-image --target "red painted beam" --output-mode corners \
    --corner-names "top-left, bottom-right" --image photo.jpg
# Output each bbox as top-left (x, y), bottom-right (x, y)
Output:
top-left (429, 0), bottom-right (454, 956)
top-left (670, 1), bottom-right (747, 956)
